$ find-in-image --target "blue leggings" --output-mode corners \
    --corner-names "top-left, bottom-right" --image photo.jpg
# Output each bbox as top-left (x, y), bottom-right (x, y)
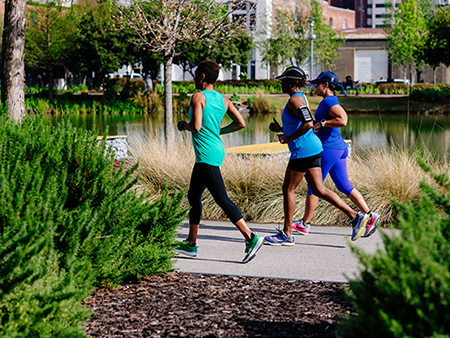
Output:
top-left (307, 147), bottom-right (354, 196)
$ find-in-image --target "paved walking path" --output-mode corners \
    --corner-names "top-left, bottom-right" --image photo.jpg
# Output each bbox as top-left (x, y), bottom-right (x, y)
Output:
top-left (173, 220), bottom-right (387, 283)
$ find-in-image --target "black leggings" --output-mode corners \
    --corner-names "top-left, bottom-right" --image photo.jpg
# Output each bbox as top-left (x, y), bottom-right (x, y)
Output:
top-left (187, 163), bottom-right (243, 224)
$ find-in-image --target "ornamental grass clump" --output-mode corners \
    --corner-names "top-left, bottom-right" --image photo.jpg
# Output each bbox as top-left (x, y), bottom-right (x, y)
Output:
top-left (130, 133), bottom-right (447, 226)
top-left (0, 114), bottom-right (187, 337)
top-left (339, 160), bottom-right (450, 338)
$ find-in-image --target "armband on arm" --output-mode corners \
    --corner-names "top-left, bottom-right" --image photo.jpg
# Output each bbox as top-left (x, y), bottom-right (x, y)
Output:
top-left (298, 106), bottom-right (313, 124)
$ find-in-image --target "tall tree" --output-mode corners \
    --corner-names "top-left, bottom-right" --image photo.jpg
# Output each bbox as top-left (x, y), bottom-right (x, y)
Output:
top-left (311, 1), bottom-right (345, 71)
top-left (1, 0), bottom-right (26, 121)
top-left (112, 0), bottom-right (247, 148)
top-left (256, 8), bottom-right (309, 73)
top-left (256, 0), bottom-right (343, 77)
top-left (175, 31), bottom-right (253, 78)
top-left (25, 0), bottom-right (79, 103)
top-left (75, 0), bottom-right (137, 91)
top-left (140, 51), bottom-right (163, 93)
top-left (385, 0), bottom-right (428, 81)
top-left (421, 6), bottom-right (450, 82)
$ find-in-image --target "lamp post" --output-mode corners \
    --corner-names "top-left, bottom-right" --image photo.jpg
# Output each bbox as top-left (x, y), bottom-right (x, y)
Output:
top-left (309, 18), bottom-right (316, 79)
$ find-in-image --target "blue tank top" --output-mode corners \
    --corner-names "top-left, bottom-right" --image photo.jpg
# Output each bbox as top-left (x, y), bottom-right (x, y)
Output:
top-left (281, 92), bottom-right (323, 160)
top-left (314, 95), bottom-right (347, 150)
top-left (189, 90), bottom-right (226, 166)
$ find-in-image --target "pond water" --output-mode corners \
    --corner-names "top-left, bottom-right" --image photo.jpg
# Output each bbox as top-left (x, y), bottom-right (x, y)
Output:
top-left (52, 112), bottom-right (450, 157)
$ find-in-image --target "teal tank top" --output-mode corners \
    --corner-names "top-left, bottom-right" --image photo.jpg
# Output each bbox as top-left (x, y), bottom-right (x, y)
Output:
top-left (189, 90), bottom-right (226, 166)
top-left (281, 92), bottom-right (323, 159)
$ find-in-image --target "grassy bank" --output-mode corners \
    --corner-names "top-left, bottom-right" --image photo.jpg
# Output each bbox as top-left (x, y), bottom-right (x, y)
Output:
top-left (259, 95), bottom-right (448, 114)
top-left (22, 89), bottom-right (448, 115)
top-left (129, 133), bottom-right (448, 227)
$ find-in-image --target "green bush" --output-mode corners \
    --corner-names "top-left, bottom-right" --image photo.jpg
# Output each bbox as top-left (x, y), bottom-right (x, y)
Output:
top-left (0, 114), bottom-right (188, 336)
top-left (174, 92), bottom-right (190, 115)
top-left (25, 95), bottom-right (146, 115)
top-left (230, 92), bottom-right (241, 102)
top-left (160, 79), bottom-right (283, 94)
top-left (410, 87), bottom-right (450, 102)
top-left (378, 83), bottom-right (410, 94)
top-left (339, 161), bottom-right (450, 338)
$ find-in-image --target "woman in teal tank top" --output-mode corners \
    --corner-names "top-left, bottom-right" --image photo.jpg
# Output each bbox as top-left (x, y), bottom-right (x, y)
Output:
top-left (188, 90), bottom-right (226, 166)
top-left (174, 61), bottom-right (264, 264)
top-left (264, 66), bottom-right (370, 247)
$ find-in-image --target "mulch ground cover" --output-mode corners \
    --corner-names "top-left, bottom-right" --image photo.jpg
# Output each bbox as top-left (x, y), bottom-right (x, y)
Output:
top-left (85, 271), bottom-right (354, 338)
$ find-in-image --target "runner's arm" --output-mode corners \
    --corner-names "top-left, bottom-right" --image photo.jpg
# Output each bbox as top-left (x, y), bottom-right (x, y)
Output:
top-left (178, 92), bottom-right (204, 132)
top-left (320, 104), bottom-right (347, 128)
top-left (220, 95), bottom-right (246, 135)
top-left (278, 95), bottom-right (313, 143)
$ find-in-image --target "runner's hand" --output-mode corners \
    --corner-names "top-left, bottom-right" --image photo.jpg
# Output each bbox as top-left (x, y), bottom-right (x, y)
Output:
top-left (277, 134), bottom-right (289, 144)
top-left (177, 121), bottom-right (187, 131)
top-left (269, 117), bottom-right (282, 133)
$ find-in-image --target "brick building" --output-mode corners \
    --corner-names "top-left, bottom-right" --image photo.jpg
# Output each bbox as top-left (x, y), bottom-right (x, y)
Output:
top-left (333, 28), bottom-right (450, 84)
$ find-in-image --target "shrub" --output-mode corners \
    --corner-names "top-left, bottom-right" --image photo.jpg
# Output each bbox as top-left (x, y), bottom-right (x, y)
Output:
top-left (133, 91), bottom-right (163, 114)
top-left (412, 83), bottom-right (439, 91)
top-left (248, 89), bottom-right (272, 115)
top-left (410, 87), bottom-right (450, 102)
top-left (245, 95), bottom-right (256, 106)
top-left (339, 161), bottom-right (450, 338)
top-left (174, 92), bottom-right (190, 115)
top-left (230, 92), bottom-right (241, 102)
top-left (378, 83), bottom-right (410, 94)
top-left (0, 115), bottom-right (188, 336)
top-left (25, 95), bottom-right (146, 115)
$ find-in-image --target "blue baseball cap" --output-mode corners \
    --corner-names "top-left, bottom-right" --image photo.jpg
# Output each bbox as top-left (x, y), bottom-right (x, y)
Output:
top-left (309, 71), bottom-right (339, 87)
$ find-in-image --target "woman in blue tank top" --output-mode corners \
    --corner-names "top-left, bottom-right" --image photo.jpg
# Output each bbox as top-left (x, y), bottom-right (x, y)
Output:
top-left (174, 60), bottom-right (264, 264)
top-left (291, 71), bottom-right (380, 239)
top-left (264, 67), bottom-right (370, 247)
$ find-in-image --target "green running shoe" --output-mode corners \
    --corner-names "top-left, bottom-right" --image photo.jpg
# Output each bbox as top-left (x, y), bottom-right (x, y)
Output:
top-left (242, 234), bottom-right (264, 264)
top-left (173, 240), bottom-right (197, 257)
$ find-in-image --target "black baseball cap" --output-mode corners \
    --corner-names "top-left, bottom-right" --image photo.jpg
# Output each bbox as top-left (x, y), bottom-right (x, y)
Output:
top-left (275, 66), bottom-right (307, 81)
top-left (309, 71), bottom-right (339, 86)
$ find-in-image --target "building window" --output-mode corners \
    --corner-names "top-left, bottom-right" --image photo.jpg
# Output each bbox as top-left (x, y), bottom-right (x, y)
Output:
top-left (375, 3), bottom-right (385, 7)
top-left (250, 60), bottom-right (256, 79)
top-left (343, 19), bottom-right (347, 29)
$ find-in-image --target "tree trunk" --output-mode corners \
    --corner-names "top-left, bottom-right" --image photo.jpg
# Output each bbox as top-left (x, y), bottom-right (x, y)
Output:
top-left (163, 50), bottom-right (174, 149)
top-left (48, 68), bottom-right (55, 104)
top-left (1, 0), bottom-right (26, 122)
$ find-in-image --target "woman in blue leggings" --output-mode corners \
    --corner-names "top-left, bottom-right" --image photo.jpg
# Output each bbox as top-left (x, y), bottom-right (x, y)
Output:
top-left (292, 71), bottom-right (380, 237)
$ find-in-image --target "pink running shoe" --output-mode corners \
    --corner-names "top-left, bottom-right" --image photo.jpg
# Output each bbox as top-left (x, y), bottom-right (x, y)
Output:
top-left (292, 219), bottom-right (310, 235)
top-left (363, 212), bottom-right (380, 238)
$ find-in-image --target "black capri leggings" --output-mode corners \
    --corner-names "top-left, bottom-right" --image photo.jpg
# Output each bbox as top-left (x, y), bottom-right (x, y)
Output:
top-left (187, 162), bottom-right (243, 225)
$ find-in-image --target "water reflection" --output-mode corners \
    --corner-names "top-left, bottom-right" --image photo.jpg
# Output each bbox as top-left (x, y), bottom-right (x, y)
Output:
top-left (52, 113), bottom-right (450, 157)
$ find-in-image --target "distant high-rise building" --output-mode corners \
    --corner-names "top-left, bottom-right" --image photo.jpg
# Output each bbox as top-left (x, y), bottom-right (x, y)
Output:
top-left (366, 0), bottom-right (399, 28)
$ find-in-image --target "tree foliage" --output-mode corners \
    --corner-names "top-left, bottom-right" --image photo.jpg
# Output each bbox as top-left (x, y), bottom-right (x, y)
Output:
top-left (175, 31), bottom-right (253, 78)
top-left (257, 0), bottom-right (343, 76)
top-left (385, 0), bottom-right (428, 73)
top-left (74, 0), bottom-right (137, 89)
top-left (111, 0), bottom-right (249, 148)
top-left (421, 6), bottom-right (450, 69)
top-left (311, 1), bottom-right (345, 71)
top-left (25, 0), bottom-right (79, 103)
